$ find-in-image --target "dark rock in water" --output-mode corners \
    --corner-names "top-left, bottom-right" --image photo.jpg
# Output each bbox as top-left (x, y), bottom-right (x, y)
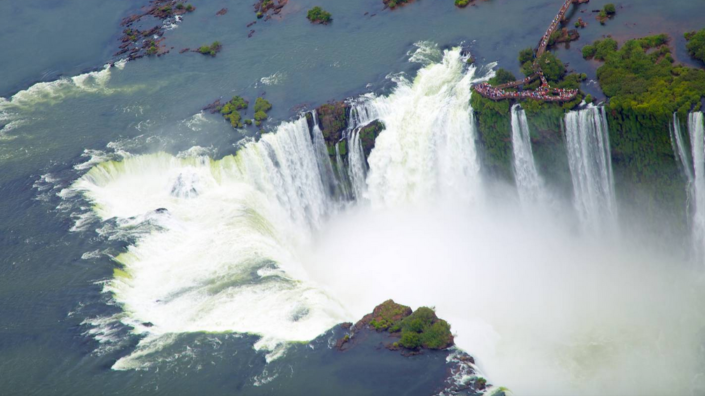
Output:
top-left (333, 300), bottom-right (496, 395)
top-left (216, 8), bottom-right (228, 16)
top-left (155, 208), bottom-right (169, 213)
top-left (248, 30), bottom-right (255, 38)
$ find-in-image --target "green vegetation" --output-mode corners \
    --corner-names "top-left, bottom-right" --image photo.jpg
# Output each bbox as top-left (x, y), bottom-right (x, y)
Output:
top-left (256, 11), bottom-right (263, 18)
top-left (455, 0), bottom-right (472, 8)
top-left (685, 29), bottom-right (705, 63)
top-left (369, 300), bottom-right (412, 330)
top-left (198, 41), bottom-right (222, 57)
top-left (518, 48), bottom-right (535, 65)
top-left (364, 300), bottom-right (453, 350)
top-left (252, 98), bottom-right (272, 126)
top-left (396, 307), bottom-right (454, 350)
top-left (254, 97), bottom-right (272, 113)
top-left (604, 3), bottom-right (616, 15)
top-left (537, 52), bottom-right (565, 83)
top-left (146, 40), bottom-right (158, 56)
top-left (218, 96), bottom-right (250, 129)
top-left (186, 4), bottom-right (194, 12)
top-left (175, 3), bottom-right (184, 10)
top-left (588, 34), bottom-right (704, 224)
top-left (489, 68), bottom-right (516, 86)
top-left (581, 37), bottom-right (617, 60)
top-left (359, 121), bottom-right (385, 157)
top-left (306, 6), bottom-right (332, 23)
top-left (385, 0), bottom-right (410, 9)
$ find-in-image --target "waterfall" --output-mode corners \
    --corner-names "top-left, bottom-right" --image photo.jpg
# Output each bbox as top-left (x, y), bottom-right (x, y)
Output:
top-left (71, 116), bottom-right (348, 369)
top-left (510, 104), bottom-right (545, 205)
top-left (689, 112), bottom-right (705, 257)
top-left (564, 106), bottom-right (617, 231)
top-left (365, 48), bottom-right (483, 207)
top-left (310, 110), bottom-right (340, 199)
top-left (670, 113), bottom-right (693, 183)
top-left (347, 129), bottom-right (368, 201)
top-left (334, 142), bottom-right (351, 200)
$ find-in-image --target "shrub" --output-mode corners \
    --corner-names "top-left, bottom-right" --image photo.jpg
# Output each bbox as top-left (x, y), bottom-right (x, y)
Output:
top-left (307, 6), bottom-right (332, 23)
top-left (604, 3), bottom-right (616, 14)
top-left (584, 94), bottom-right (593, 103)
top-left (455, 0), bottom-right (471, 7)
top-left (518, 48), bottom-right (534, 65)
top-left (198, 41), bottom-right (221, 57)
top-left (176, 3), bottom-right (184, 10)
top-left (582, 44), bottom-right (596, 59)
top-left (686, 29), bottom-right (705, 63)
top-left (254, 97), bottom-right (272, 113)
top-left (226, 112), bottom-right (242, 128)
top-left (185, 4), bottom-right (194, 11)
top-left (400, 331), bottom-right (421, 349)
top-left (489, 68), bottom-right (516, 86)
top-left (254, 111), bottom-right (268, 123)
top-left (537, 52), bottom-right (565, 83)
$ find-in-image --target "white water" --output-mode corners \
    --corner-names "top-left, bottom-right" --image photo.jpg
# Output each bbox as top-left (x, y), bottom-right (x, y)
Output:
top-left (72, 117), bottom-right (349, 369)
top-left (510, 104), bottom-right (546, 205)
top-left (347, 129), bottom-right (368, 201)
top-left (72, 48), bottom-right (705, 395)
top-left (689, 112), bottom-right (705, 258)
top-left (564, 106), bottom-right (617, 231)
top-left (670, 113), bottom-right (693, 183)
top-left (364, 48), bottom-right (482, 207)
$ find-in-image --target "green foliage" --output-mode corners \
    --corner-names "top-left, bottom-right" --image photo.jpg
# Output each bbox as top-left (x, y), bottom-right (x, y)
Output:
top-left (521, 61), bottom-right (535, 77)
top-left (582, 44), bottom-right (596, 59)
top-left (548, 30), bottom-right (561, 46)
top-left (489, 68), bottom-right (516, 86)
top-left (368, 300), bottom-right (411, 331)
top-left (686, 29), bottom-right (705, 63)
top-left (225, 111), bottom-right (242, 128)
top-left (254, 97), bottom-right (272, 113)
top-left (582, 37), bottom-right (617, 60)
top-left (176, 3), bottom-right (184, 10)
top-left (537, 52), bottom-right (565, 83)
top-left (588, 35), bottom-right (704, 223)
top-left (518, 48), bottom-right (535, 65)
top-left (307, 6), bottom-right (332, 23)
top-left (470, 93), bottom-right (512, 179)
top-left (256, 11), bottom-right (263, 18)
top-left (400, 331), bottom-right (421, 349)
top-left (185, 4), bottom-right (194, 11)
top-left (455, 0), bottom-right (471, 8)
top-left (254, 111), bottom-right (268, 122)
top-left (604, 3), bottom-right (616, 14)
top-left (397, 307), bottom-right (453, 350)
top-left (584, 94), bottom-right (593, 103)
top-left (146, 40), bottom-right (158, 56)
top-left (359, 121), bottom-right (384, 157)
top-left (198, 41), bottom-right (221, 57)
top-left (244, 119), bottom-right (253, 125)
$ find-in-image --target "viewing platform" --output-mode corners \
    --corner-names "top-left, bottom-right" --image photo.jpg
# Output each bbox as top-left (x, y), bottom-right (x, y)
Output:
top-left (473, 0), bottom-right (587, 102)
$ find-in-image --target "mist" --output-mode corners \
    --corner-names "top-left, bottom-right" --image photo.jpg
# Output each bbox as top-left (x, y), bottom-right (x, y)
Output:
top-left (303, 197), bottom-right (705, 395)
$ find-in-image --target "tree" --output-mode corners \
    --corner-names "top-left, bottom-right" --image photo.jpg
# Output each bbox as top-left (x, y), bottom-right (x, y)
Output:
top-left (489, 68), bottom-right (516, 86)
top-left (306, 6), bottom-right (332, 23)
top-left (604, 3), bottom-right (616, 14)
top-left (686, 29), bottom-right (705, 63)
top-left (518, 48), bottom-right (535, 65)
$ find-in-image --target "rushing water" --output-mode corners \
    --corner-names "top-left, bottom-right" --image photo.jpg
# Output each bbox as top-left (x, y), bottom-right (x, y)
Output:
top-left (71, 118), bottom-right (350, 369)
top-left (689, 112), bottom-right (705, 258)
top-left (4, 0), bottom-right (705, 394)
top-left (510, 104), bottom-right (546, 206)
top-left (564, 106), bottom-right (617, 231)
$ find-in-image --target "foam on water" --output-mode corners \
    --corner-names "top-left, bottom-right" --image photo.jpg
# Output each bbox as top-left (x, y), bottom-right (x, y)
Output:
top-left (71, 118), bottom-right (350, 369)
top-left (365, 48), bottom-right (483, 207)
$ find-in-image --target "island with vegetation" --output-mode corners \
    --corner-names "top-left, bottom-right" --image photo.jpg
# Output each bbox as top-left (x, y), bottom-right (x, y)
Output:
top-left (307, 7), bottom-right (332, 24)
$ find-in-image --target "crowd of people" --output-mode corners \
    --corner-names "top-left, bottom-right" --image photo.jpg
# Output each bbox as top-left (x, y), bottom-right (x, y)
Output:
top-left (538, 0), bottom-right (573, 54)
top-left (474, 82), bottom-right (578, 102)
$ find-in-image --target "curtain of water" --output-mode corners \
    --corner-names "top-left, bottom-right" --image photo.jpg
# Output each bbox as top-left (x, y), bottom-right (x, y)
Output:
top-left (564, 106), bottom-right (617, 231)
top-left (510, 104), bottom-right (545, 205)
top-left (689, 112), bottom-right (705, 258)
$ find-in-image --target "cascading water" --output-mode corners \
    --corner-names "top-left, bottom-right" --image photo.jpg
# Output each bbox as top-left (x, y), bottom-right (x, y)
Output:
top-left (670, 113), bottom-right (693, 183)
top-left (72, 116), bottom-right (349, 369)
top-left (334, 142), bottom-right (351, 200)
top-left (363, 48), bottom-right (483, 207)
top-left (564, 106), bottom-right (617, 231)
top-left (347, 129), bottom-right (368, 201)
top-left (310, 110), bottom-right (340, 198)
top-left (510, 104), bottom-right (546, 205)
top-left (688, 112), bottom-right (705, 257)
